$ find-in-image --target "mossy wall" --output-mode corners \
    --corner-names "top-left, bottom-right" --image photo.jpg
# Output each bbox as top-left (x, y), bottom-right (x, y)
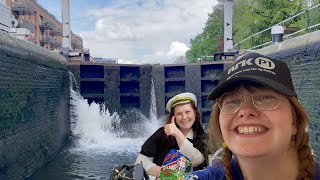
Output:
top-left (0, 31), bottom-right (70, 179)
top-left (256, 30), bottom-right (320, 161)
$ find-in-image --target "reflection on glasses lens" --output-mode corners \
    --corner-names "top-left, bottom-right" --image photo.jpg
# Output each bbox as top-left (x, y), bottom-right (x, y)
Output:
top-left (218, 92), bottom-right (281, 114)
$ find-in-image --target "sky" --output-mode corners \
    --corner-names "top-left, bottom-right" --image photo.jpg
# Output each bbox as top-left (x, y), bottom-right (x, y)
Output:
top-left (36, 0), bottom-right (218, 64)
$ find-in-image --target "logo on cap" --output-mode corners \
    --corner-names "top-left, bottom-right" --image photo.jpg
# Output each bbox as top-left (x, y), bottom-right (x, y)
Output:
top-left (228, 56), bottom-right (276, 75)
top-left (255, 57), bottom-right (275, 69)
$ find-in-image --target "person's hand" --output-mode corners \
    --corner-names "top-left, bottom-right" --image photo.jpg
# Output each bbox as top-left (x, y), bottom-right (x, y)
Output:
top-left (164, 116), bottom-right (180, 137)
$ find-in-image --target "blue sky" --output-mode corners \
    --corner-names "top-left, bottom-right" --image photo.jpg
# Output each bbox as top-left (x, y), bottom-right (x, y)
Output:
top-left (37, 0), bottom-right (218, 64)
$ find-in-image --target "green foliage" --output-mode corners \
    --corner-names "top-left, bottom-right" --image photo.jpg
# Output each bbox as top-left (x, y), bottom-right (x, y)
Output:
top-left (186, 3), bottom-right (224, 63)
top-left (233, 0), bottom-right (307, 49)
top-left (187, 0), bottom-right (316, 59)
top-left (0, 58), bottom-right (36, 139)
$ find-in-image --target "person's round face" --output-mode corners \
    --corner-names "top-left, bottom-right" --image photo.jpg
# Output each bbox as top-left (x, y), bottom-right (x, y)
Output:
top-left (218, 86), bottom-right (297, 159)
top-left (173, 103), bottom-right (196, 133)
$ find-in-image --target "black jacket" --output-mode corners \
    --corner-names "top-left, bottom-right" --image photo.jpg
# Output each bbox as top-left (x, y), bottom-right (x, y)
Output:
top-left (140, 127), bottom-right (207, 170)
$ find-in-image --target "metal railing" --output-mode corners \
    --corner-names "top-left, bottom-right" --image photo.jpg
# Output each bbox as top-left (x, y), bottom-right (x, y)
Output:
top-left (233, 3), bottom-right (320, 50)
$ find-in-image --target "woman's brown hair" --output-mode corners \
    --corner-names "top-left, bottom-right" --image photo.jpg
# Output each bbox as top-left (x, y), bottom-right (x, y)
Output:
top-left (208, 84), bottom-right (315, 180)
top-left (165, 101), bottom-right (202, 147)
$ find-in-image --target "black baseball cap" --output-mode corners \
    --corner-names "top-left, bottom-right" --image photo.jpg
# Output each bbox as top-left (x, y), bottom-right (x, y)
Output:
top-left (208, 52), bottom-right (297, 100)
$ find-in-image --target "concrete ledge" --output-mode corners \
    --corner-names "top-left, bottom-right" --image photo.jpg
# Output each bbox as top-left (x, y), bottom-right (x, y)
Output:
top-left (0, 31), bottom-right (67, 69)
top-left (255, 30), bottom-right (320, 55)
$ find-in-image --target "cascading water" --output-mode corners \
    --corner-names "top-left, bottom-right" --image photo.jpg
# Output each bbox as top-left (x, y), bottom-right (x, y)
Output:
top-left (149, 78), bottom-right (158, 120)
top-left (69, 86), bottom-right (160, 151)
top-left (29, 72), bottom-right (163, 179)
top-left (69, 70), bottom-right (162, 151)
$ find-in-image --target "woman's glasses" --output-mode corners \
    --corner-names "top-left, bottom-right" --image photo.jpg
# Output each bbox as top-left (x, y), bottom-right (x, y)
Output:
top-left (217, 92), bottom-right (282, 114)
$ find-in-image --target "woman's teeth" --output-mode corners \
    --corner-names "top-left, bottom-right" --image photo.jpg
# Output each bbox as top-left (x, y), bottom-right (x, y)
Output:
top-left (237, 126), bottom-right (266, 134)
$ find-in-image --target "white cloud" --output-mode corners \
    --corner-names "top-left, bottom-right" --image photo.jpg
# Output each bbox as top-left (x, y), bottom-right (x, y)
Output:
top-left (77, 0), bottom-right (218, 64)
top-left (94, 20), bottom-right (144, 41)
top-left (166, 41), bottom-right (189, 57)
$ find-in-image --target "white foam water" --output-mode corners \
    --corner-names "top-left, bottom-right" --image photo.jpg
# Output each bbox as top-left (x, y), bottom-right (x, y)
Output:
top-left (29, 73), bottom-right (165, 179)
top-left (69, 73), bottom-right (163, 154)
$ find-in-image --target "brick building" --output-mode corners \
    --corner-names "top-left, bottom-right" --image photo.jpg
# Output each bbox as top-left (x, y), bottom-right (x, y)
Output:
top-left (6, 0), bottom-right (83, 52)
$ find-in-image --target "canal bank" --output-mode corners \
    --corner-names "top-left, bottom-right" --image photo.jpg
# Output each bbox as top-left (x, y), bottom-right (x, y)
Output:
top-left (0, 30), bottom-right (70, 179)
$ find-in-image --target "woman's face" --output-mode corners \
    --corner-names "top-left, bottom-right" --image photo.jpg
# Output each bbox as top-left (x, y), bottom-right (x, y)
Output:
top-left (218, 86), bottom-right (297, 159)
top-left (173, 103), bottom-right (196, 133)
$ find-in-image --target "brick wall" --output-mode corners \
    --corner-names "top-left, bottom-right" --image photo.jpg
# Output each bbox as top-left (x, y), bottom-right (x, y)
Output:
top-left (0, 31), bottom-right (70, 179)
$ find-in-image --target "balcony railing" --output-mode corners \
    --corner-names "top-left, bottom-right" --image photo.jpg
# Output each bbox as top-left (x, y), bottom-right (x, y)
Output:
top-left (18, 20), bottom-right (35, 33)
top-left (49, 36), bottom-right (55, 44)
top-left (12, 3), bottom-right (35, 14)
top-left (50, 29), bottom-right (62, 36)
top-left (39, 21), bottom-right (54, 30)
top-left (40, 35), bottom-right (50, 43)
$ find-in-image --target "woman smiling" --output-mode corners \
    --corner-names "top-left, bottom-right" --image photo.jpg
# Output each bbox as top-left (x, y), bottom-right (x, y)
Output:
top-left (135, 92), bottom-right (207, 178)
top-left (186, 52), bottom-right (319, 180)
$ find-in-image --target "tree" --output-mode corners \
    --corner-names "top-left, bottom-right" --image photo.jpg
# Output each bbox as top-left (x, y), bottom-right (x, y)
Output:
top-left (233, 0), bottom-right (307, 49)
top-left (187, 0), bottom-right (312, 62)
top-left (186, 3), bottom-right (224, 63)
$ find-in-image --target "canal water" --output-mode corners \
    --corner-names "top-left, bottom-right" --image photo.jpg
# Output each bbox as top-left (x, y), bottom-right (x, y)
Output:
top-left (28, 76), bottom-right (164, 179)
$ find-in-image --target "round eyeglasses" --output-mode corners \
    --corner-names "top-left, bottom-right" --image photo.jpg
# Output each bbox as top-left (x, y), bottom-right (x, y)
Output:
top-left (217, 92), bottom-right (282, 114)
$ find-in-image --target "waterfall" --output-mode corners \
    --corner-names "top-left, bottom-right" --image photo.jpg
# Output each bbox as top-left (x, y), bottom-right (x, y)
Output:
top-left (149, 77), bottom-right (158, 120)
top-left (68, 71), bottom-right (161, 152)
top-left (27, 72), bottom-right (165, 179)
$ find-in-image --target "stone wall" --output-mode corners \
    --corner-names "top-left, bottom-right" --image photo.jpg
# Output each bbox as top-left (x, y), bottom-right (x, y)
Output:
top-left (0, 31), bottom-right (70, 179)
top-left (69, 63), bottom-right (154, 124)
top-left (152, 62), bottom-right (232, 122)
top-left (256, 30), bottom-right (320, 161)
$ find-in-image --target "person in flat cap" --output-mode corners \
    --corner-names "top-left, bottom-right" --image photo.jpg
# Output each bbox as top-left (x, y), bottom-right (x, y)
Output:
top-left (135, 92), bottom-right (208, 178)
top-left (186, 52), bottom-right (319, 180)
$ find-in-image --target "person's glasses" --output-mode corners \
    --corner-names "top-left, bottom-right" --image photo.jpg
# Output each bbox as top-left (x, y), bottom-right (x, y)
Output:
top-left (217, 92), bottom-right (282, 114)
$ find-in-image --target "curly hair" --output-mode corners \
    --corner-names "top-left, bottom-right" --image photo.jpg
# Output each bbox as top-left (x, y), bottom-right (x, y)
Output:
top-left (208, 93), bottom-right (315, 180)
